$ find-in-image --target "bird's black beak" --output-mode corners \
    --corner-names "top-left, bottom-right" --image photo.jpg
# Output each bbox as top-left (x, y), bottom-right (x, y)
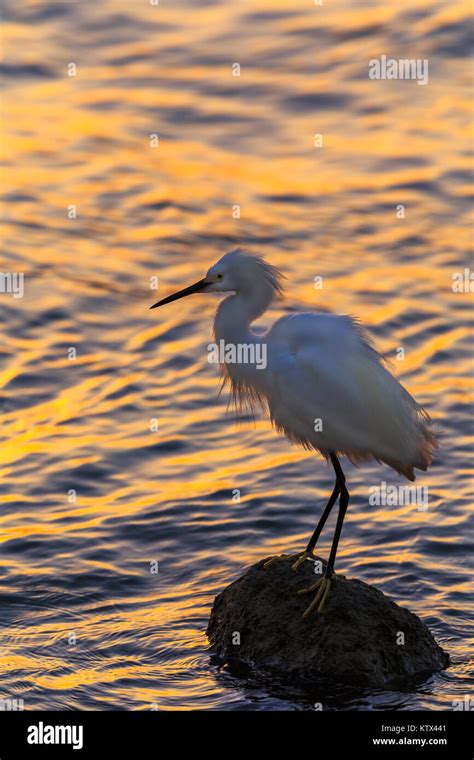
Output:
top-left (149, 278), bottom-right (210, 309)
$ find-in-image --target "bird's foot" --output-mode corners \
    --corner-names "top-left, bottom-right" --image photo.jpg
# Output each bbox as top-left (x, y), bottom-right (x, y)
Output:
top-left (291, 550), bottom-right (318, 571)
top-left (297, 571), bottom-right (333, 618)
top-left (263, 550), bottom-right (318, 572)
top-left (263, 552), bottom-right (300, 570)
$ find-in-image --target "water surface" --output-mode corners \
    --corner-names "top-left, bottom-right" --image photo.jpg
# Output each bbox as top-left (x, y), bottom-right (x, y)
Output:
top-left (0, 0), bottom-right (472, 710)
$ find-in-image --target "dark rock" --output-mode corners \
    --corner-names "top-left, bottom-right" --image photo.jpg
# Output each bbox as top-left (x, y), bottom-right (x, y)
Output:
top-left (207, 557), bottom-right (449, 689)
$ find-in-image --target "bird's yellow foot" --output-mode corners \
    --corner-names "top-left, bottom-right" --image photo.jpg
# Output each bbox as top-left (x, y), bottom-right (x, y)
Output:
top-left (263, 552), bottom-right (300, 570)
top-left (298, 573), bottom-right (333, 618)
top-left (263, 550), bottom-right (318, 572)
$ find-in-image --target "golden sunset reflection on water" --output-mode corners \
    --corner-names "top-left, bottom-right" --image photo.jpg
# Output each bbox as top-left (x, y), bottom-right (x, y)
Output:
top-left (0, 0), bottom-right (472, 709)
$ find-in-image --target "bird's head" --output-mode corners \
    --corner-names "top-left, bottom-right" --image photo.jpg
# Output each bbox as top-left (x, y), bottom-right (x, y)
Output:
top-left (150, 248), bottom-right (284, 309)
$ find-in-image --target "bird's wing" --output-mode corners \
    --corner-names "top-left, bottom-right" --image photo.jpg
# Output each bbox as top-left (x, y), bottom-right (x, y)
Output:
top-left (264, 313), bottom-right (435, 478)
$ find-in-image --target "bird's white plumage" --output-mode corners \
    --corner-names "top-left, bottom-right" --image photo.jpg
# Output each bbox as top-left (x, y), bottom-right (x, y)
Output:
top-left (262, 312), bottom-right (434, 479)
top-left (204, 249), bottom-right (436, 481)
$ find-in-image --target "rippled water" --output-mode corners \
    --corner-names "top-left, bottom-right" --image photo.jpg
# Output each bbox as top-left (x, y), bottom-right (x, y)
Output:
top-left (1, 0), bottom-right (472, 710)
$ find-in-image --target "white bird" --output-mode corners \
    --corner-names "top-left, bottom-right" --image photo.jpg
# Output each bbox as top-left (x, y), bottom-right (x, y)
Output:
top-left (150, 249), bottom-right (437, 617)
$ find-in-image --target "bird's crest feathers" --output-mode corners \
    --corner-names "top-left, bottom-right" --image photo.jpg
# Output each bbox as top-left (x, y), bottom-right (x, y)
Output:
top-left (216, 248), bottom-right (285, 298)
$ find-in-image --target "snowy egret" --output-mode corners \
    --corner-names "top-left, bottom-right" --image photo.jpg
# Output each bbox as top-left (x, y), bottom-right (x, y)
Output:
top-left (150, 249), bottom-right (437, 617)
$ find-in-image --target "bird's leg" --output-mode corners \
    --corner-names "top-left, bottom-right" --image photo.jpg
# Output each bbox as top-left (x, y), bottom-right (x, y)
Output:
top-left (291, 480), bottom-right (340, 570)
top-left (263, 477), bottom-right (340, 571)
top-left (298, 453), bottom-right (350, 617)
top-left (325, 453), bottom-right (350, 577)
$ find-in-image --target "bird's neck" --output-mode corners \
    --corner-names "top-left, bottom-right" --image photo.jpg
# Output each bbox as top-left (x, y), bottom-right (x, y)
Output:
top-left (213, 291), bottom-right (270, 345)
top-left (212, 288), bottom-right (274, 402)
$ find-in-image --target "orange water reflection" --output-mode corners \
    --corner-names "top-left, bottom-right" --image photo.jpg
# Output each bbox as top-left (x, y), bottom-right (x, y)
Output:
top-left (0, 0), bottom-right (472, 709)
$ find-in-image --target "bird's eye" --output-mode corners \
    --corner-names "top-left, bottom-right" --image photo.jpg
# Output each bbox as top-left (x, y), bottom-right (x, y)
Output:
top-left (217, 274), bottom-right (223, 279)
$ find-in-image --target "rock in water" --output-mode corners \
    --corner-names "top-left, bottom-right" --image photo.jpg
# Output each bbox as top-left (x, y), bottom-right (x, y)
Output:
top-left (207, 557), bottom-right (449, 689)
